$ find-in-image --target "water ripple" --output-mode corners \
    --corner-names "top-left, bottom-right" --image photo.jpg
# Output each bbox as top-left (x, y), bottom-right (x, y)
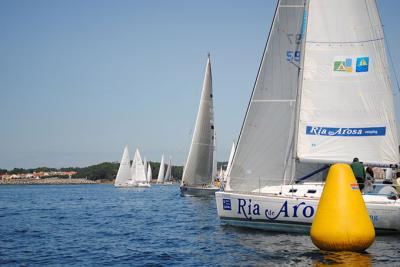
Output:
top-left (0, 184), bottom-right (398, 266)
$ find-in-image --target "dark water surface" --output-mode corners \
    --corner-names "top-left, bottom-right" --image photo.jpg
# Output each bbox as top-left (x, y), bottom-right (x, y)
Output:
top-left (0, 184), bottom-right (398, 266)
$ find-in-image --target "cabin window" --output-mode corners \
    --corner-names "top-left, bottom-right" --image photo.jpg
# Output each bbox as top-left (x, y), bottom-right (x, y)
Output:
top-left (211, 125), bottom-right (214, 130)
top-left (307, 189), bottom-right (317, 194)
top-left (210, 94), bottom-right (213, 98)
top-left (289, 189), bottom-right (297, 193)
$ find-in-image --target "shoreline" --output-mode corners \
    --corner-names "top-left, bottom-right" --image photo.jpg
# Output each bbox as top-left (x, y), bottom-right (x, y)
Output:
top-left (0, 178), bottom-right (101, 185)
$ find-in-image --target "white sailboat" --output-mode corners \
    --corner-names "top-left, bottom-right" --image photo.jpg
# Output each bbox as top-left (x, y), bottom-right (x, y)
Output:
top-left (157, 154), bottom-right (165, 184)
top-left (164, 157), bottom-right (173, 184)
top-left (114, 145), bottom-right (132, 187)
top-left (147, 163), bottom-right (152, 183)
top-left (130, 148), bottom-right (151, 187)
top-left (180, 54), bottom-right (219, 196)
top-left (216, 0), bottom-right (400, 233)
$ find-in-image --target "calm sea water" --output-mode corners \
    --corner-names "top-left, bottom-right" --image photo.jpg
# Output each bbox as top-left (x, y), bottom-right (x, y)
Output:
top-left (0, 184), bottom-right (398, 266)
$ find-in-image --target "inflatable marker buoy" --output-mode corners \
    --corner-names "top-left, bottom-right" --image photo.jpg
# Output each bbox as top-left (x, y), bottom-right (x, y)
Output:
top-left (310, 163), bottom-right (375, 252)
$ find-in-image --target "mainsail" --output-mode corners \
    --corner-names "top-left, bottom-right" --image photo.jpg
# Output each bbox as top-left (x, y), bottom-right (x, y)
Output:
top-left (227, 0), bottom-right (308, 191)
top-left (157, 154), bottom-right (165, 183)
top-left (164, 157), bottom-right (172, 182)
top-left (182, 55), bottom-right (215, 186)
top-left (296, 0), bottom-right (399, 165)
top-left (115, 145), bottom-right (131, 186)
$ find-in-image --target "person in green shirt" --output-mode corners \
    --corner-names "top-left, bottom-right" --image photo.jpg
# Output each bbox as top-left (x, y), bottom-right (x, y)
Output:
top-left (350, 157), bottom-right (366, 190)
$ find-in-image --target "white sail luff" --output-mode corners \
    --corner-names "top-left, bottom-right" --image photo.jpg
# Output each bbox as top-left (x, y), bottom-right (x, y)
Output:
top-left (114, 145), bottom-right (131, 186)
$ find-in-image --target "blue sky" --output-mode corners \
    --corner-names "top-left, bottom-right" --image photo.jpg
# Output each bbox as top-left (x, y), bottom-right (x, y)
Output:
top-left (1, 0), bottom-right (400, 169)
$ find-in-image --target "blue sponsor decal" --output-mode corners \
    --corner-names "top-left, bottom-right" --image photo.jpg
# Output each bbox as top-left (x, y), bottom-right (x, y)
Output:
top-left (306, 126), bottom-right (386, 137)
top-left (356, 57), bottom-right (369, 72)
top-left (223, 199), bottom-right (232, 210)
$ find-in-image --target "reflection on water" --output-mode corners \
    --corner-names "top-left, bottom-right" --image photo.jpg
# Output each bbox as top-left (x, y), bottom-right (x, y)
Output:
top-left (0, 184), bottom-right (398, 266)
top-left (314, 251), bottom-right (372, 267)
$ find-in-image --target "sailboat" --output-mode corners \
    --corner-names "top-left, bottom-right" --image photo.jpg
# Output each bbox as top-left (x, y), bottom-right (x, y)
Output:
top-left (130, 148), bottom-right (151, 187)
top-left (147, 163), bottom-right (152, 183)
top-left (180, 54), bottom-right (219, 196)
top-left (114, 145), bottom-right (132, 187)
top-left (164, 157), bottom-right (173, 184)
top-left (216, 0), bottom-right (400, 233)
top-left (157, 154), bottom-right (165, 184)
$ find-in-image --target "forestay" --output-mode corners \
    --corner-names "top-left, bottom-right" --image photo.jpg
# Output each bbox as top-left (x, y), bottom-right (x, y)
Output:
top-left (297, 0), bottom-right (399, 165)
top-left (227, 0), bottom-right (307, 191)
top-left (182, 55), bottom-right (215, 186)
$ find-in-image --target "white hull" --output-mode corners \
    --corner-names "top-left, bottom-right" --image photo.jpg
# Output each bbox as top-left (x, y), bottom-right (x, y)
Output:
top-left (115, 182), bottom-right (151, 188)
top-left (216, 184), bottom-right (400, 234)
top-left (180, 185), bottom-right (219, 197)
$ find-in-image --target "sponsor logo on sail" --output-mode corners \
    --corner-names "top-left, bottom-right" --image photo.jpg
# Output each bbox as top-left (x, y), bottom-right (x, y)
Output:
top-left (334, 58), bottom-right (353, 72)
top-left (223, 199), bottom-right (232, 210)
top-left (333, 56), bottom-right (370, 73)
top-left (356, 57), bottom-right (369, 72)
top-left (306, 126), bottom-right (386, 137)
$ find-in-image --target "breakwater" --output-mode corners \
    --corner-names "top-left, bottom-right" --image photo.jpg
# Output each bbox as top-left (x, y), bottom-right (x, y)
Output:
top-left (0, 178), bottom-right (98, 185)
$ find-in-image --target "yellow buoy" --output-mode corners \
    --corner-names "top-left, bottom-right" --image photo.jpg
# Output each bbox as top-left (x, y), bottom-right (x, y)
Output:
top-left (310, 163), bottom-right (375, 252)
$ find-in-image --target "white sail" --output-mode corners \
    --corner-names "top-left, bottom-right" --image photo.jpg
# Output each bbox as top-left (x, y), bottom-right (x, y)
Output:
top-left (296, 0), bottom-right (399, 165)
top-left (164, 157), bottom-right (172, 182)
top-left (182, 54), bottom-right (215, 186)
top-left (147, 163), bottom-right (152, 183)
top-left (227, 0), bottom-right (309, 191)
top-left (143, 157), bottom-right (148, 178)
top-left (114, 145), bottom-right (131, 186)
top-left (157, 154), bottom-right (165, 183)
top-left (131, 148), bottom-right (147, 183)
top-left (224, 141), bottom-right (235, 182)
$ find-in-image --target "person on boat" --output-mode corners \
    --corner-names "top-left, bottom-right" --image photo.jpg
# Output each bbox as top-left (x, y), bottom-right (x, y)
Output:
top-left (350, 158), bottom-right (366, 190)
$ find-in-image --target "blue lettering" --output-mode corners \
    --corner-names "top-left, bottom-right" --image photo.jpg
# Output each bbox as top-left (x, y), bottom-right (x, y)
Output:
top-left (302, 206), bottom-right (314, 218)
top-left (238, 198), bottom-right (250, 220)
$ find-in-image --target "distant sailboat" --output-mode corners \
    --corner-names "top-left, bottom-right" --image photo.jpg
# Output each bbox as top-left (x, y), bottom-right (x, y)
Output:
top-left (147, 163), bottom-right (152, 183)
top-left (114, 145), bottom-right (132, 187)
top-left (180, 54), bottom-right (219, 196)
top-left (157, 154), bottom-right (165, 184)
top-left (130, 148), bottom-right (150, 187)
top-left (164, 157), bottom-right (173, 184)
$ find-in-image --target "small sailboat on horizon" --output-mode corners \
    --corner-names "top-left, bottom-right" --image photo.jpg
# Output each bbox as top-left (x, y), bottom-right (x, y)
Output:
top-left (114, 145), bottom-right (132, 187)
top-left (130, 148), bottom-right (151, 188)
